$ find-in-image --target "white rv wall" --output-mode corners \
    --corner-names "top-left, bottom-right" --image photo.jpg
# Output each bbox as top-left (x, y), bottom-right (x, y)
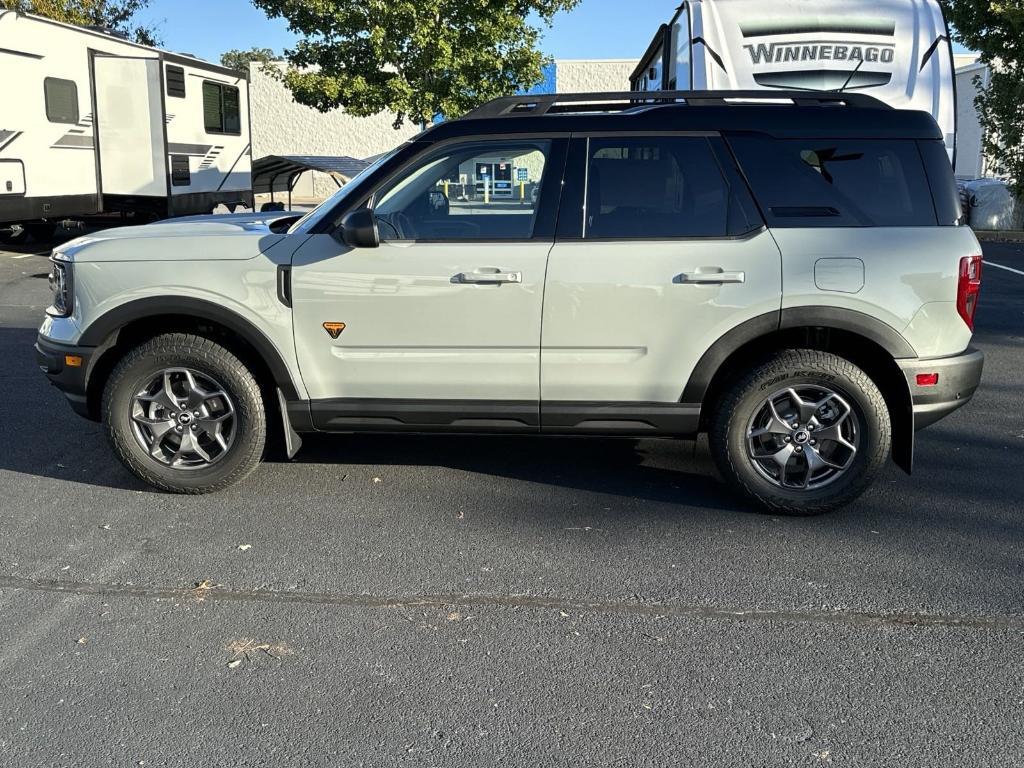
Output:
top-left (954, 63), bottom-right (990, 180)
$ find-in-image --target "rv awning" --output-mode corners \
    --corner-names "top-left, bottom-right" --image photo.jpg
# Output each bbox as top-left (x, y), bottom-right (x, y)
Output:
top-left (251, 155), bottom-right (372, 194)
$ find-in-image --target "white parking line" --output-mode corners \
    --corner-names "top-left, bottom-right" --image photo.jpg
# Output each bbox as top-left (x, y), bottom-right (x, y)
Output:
top-left (10, 254), bottom-right (33, 260)
top-left (988, 261), bottom-right (1024, 277)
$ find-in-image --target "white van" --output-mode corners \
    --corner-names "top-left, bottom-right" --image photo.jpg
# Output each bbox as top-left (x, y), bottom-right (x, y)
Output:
top-left (0, 11), bottom-right (253, 243)
top-left (631, 0), bottom-right (957, 159)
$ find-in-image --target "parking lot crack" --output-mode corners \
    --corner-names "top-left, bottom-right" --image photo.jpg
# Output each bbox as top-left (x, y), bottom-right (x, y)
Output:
top-left (0, 575), bottom-right (1021, 631)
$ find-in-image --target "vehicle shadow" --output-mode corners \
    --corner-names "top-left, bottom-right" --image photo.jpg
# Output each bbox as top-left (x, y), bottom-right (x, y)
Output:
top-left (0, 323), bottom-right (749, 512)
top-left (287, 431), bottom-right (745, 514)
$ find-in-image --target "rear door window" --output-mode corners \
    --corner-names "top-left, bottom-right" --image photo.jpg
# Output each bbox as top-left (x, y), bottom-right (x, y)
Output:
top-left (728, 136), bottom-right (937, 227)
top-left (580, 136), bottom-right (759, 239)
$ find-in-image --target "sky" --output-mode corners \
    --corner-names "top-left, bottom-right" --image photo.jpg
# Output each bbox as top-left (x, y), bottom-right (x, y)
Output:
top-left (139, 0), bottom-right (970, 67)
top-left (138, 0), bottom-right (677, 65)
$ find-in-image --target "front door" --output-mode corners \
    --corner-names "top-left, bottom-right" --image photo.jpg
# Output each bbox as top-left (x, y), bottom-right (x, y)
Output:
top-left (540, 134), bottom-right (782, 430)
top-left (290, 138), bottom-right (566, 430)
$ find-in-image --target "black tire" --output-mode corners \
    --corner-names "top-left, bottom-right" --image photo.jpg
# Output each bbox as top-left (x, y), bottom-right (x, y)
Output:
top-left (709, 349), bottom-right (891, 516)
top-left (24, 222), bottom-right (57, 243)
top-left (102, 333), bottom-right (266, 493)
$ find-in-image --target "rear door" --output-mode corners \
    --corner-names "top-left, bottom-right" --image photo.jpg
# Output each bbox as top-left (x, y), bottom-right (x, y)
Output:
top-left (540, 133), bottom-right (782, 431)
top-left (92, 55), bottom-right (167, 198)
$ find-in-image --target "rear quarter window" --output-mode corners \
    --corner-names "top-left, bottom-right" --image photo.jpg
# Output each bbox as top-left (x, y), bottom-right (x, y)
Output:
top-left (727, 136), bottom-right (938, 227)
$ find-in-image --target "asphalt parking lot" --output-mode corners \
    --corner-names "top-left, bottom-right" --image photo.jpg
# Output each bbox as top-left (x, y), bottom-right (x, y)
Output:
top-left (0, 234), bottom-right (1022, 766)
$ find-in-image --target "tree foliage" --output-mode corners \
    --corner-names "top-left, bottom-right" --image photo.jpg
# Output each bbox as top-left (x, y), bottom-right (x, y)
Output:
top-left (2, 0), bottom-right (160, 45)
top-left (942, 0), bottom-right (1024, 196)
top-left (249, 0), bottom-right (581, 127)
top-left (220, 46), bottom-right (277, 75)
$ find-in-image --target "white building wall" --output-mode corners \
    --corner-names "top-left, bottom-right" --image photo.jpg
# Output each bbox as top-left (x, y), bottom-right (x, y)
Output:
top-left (249, 63), bottom-right (420, 199)
top-left (555, 59), bottom-right (636, 93)
top-left (249, 59), bottom-right (638, 202)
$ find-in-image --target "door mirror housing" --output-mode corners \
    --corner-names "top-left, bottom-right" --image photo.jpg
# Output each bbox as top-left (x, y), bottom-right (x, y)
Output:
top-left (339, 209), bottom-right (380, 248)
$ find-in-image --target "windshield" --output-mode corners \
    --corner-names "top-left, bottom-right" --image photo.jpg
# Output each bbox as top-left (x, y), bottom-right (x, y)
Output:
top-left (287, 145), bottom-right (407, 235)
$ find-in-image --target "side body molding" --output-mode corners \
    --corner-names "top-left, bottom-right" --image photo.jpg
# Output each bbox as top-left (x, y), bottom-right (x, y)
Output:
top-left (78, 296), bottom-right (302, 400)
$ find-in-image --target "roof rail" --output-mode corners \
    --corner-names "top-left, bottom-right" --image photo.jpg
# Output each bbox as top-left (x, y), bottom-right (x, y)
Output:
top-left (461, 90), bottom-right (891, 120)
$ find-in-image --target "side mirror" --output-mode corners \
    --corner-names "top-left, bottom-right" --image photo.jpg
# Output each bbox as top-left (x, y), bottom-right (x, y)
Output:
top-left (339, 209), bottom-right (380, 248)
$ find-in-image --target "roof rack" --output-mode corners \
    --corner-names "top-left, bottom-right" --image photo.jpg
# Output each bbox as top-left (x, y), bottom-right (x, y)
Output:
top-left (462, 90), bottom-right (891, 120)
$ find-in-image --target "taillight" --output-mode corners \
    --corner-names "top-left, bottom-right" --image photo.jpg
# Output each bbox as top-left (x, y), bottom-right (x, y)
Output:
top-left (956, 255), bottom-right (983, 331)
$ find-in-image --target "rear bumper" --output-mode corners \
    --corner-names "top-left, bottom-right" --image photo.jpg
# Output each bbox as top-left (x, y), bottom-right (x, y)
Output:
top-left (35, 334), bottom-right (96, 419)
top-left (899, 347), bottom-right (984, 430)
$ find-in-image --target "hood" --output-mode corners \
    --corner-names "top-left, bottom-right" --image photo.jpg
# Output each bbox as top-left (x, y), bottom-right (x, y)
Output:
top-left (54, 212), bottom-right (302, 263)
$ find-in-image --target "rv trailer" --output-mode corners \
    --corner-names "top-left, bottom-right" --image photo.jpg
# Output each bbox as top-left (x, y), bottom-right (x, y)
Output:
top-left (0, 10), bottom-right (253, 243)
top-left (630, 0), bottom-right (957, 160)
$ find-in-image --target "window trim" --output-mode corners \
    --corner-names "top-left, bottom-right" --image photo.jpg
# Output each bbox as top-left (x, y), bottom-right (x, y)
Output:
top-left (202, 80), bottom-right (241, 136)
top-left (43, 77), bottom-right (79, 124)
top-left (363, 135), bottom-right (569, 244)
top-left (564, 132), bottom-right (766, 243)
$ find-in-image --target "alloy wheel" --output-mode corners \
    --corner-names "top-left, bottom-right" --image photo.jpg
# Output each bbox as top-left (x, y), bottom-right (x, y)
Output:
top-left (129, 368), bottom-right (236, 469)
top-left (745, 385), bottom-right (860, 491)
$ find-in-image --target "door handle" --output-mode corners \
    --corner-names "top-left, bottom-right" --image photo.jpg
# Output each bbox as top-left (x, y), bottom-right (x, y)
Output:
top-left (456, 268), bottom-right (523, 284)
top-left (677, 268), bottom-right (746, 285)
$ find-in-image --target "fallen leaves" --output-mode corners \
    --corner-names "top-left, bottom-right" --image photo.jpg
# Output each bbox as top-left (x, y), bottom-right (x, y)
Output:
top-left (193, 579), bottom-right (218, 601)
top-left (225, 638), bottom-right (293, 668)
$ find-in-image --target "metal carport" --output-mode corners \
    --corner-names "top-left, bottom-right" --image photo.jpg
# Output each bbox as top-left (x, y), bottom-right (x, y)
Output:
top-left (251, 155), bottom-right (372, 208)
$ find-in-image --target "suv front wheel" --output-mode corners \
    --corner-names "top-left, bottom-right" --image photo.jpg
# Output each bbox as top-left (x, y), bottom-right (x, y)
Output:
top-left (709, 350), bottom-right (891, 516)
top-left (102, 333), bottom-right (266, 493)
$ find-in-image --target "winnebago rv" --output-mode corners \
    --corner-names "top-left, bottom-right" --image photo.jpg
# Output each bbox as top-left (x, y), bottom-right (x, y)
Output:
top-left (631, 0), bottom-right (956, 158)
top-left (0, 11), bottom-right (253, 243)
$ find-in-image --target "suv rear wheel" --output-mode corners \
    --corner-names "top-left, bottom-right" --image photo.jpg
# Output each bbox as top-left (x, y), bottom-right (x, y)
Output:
top-left (709, 350), bottom-right (891, 516)
top-left (102, 333), bottom-right (266, 493)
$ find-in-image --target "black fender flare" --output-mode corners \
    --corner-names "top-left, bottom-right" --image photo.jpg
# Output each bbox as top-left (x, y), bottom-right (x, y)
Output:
top-left (78, 296), bottom-right (301, 400)
top-left (681, 307), bottom-right (916, 474)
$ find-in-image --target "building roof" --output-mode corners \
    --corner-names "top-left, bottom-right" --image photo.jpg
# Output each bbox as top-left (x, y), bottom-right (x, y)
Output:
top-left (251, 155), bottom-right (372, 194)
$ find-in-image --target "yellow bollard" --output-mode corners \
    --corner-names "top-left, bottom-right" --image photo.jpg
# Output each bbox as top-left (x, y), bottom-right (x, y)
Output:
top-left (520, 181), bottom-right (525, 200)
top-left (443, 180), bottom-right (449, 198)
top-left (484, 179), bottom-right (489, 204)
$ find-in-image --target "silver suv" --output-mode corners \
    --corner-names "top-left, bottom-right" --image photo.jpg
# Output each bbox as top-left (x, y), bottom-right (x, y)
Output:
top-left (35, 91), bottom-right (984, 515)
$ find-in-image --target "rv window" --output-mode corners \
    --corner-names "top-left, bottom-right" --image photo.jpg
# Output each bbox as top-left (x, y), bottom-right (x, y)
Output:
top-left (202, 81), bottom-right (241, 135)
top-left (728, 136), bottom-right (938, 228)
top-left (44, 78), bottom-right (78, 124)
top-left (166, 66), bottom-right (186, 98)
top-left (582, 136), bottom-right (751, 239)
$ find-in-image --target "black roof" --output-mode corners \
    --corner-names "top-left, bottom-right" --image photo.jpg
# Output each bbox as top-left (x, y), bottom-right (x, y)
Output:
top-left (419, 91), bottom-right (943, 143)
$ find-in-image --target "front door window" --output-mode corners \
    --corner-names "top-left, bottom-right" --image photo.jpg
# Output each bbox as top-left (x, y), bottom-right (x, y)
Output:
top-left (373, 141), bottom-right (550, 241)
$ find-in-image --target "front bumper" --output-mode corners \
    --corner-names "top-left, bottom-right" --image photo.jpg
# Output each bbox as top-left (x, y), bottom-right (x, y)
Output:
top-left (899, 347), bottom-right (984, 430)
top-left (35, 334), bottom-right (96, 419)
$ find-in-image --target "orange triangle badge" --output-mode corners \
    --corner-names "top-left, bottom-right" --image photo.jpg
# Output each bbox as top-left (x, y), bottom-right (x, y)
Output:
top-left (322, 322), bottom-right (346, 339)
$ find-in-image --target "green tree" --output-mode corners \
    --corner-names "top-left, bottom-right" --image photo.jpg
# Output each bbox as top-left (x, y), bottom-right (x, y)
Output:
top-left (220, 46), bottom-right (277, 75)
top-left (249, 0), bottom-right (581, 127)
top-left (942, 0), bottom-right (1024, 197)
top-left (2, 0), bottom-right (160, 45)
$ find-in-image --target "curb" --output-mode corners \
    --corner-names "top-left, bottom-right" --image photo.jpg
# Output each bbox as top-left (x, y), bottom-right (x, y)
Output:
top-left (973, 230), bottom-right (1024, 243)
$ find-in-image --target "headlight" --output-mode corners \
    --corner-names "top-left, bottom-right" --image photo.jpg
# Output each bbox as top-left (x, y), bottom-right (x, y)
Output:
top-left (46, 255), bottom-right (73, 318)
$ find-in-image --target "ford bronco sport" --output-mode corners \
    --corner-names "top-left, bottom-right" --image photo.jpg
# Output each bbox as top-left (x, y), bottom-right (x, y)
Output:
top-left (36, 91), bottom-right (984, 514)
